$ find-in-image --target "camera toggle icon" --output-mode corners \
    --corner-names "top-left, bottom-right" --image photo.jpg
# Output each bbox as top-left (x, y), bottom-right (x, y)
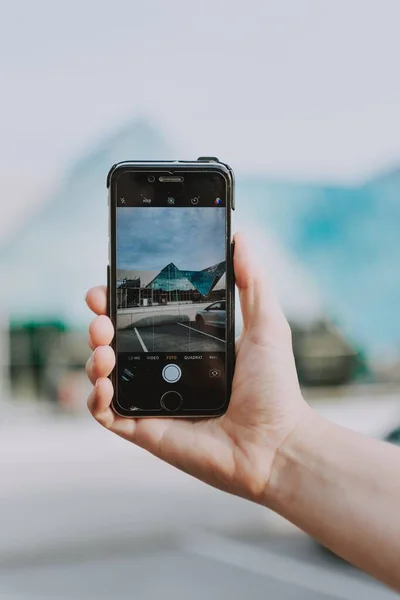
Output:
top-left (209, 368), bottom-right (221, 378)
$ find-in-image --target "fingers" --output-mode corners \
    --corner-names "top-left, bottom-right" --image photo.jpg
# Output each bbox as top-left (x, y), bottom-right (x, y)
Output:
top-left (86, 345), bottom-right (115, 385)
top-left (87, 376), bottom-right (135, 440)
top-left (88, 314), bottom-right (114, 350)
top-left (233, 231), bottom-right (289, 339)
top-left (86, 286), bottom-right (107, 316)
top-left (87, 377), bottom-right (147, 443)
top-left (87, 377), bottom-right (116, 428)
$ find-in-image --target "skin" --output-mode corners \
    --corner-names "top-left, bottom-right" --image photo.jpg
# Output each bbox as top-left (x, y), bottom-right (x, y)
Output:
top-left (86, 232), bottom-right (400, 591)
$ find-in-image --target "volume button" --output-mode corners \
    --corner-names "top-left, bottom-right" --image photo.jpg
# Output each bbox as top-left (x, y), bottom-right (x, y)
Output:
top-left (106, 265), bottom-right (110, 318)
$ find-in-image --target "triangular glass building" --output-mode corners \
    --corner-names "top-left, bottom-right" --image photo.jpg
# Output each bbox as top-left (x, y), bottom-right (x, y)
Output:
top-left (146, 261), bottom-right (226, 296)
top-left (3, 115), bottom-right (400, 395)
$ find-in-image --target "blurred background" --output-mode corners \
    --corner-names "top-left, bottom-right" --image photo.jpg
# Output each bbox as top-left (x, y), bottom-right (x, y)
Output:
top-left (1, 1), bottom-right (400, 598)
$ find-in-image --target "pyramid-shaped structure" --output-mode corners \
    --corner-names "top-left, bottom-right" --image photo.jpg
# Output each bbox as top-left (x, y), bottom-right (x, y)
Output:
top-left (146, 261), bottom-right (226, 296)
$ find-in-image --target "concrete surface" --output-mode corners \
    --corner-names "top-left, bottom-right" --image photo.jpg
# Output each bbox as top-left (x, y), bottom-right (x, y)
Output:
top-left (118, 322), bottom-right (225, 353)
top-left (1, 394), bottom-right (400, 599)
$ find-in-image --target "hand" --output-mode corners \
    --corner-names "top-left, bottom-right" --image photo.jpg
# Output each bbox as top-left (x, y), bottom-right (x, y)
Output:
top-left (85, 232), bottom-right (311, 504)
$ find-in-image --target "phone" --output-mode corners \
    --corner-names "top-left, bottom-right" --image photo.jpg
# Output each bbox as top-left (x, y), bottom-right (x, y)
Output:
top-left (107, 158), bottom-right (235, 417)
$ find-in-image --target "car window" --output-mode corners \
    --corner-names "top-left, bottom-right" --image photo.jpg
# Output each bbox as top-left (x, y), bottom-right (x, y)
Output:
top-left (208, 302), bottom-right (221, 310)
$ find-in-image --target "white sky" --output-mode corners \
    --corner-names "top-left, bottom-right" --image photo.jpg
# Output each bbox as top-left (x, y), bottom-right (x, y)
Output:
top-left (1, 0), bottom-right (400, 234)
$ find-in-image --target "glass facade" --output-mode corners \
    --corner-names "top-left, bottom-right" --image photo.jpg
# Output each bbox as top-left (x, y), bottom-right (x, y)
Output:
top-left (117, 261), bottom-right (226, 308)
top-left (146, 261), bottom-right (226, 296)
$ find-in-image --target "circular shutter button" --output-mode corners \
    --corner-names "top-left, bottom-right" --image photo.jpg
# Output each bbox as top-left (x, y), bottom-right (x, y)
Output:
top-left (160, 391), bottom-right (183, 412)
top-left (162, 364), bottom-right (182, 383)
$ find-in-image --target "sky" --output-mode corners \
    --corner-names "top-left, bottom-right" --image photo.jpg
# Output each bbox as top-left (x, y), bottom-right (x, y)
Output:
top-left (117, 207), bottom-right (225, 271)
top-left (2, 0), bottom-right (400, 239)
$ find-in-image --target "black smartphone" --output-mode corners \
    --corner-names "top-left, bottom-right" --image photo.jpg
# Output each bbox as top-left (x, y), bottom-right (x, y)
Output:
top-left (107, 158), bottom-right (235, 417)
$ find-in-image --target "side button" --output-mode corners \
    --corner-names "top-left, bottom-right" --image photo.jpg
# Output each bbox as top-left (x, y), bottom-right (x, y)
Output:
top-left (107, 265), bottom-right (110, 317)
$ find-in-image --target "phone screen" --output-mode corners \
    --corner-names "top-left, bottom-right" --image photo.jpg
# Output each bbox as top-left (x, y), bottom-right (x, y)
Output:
top-left (113, 170), bottom-right (230, 414)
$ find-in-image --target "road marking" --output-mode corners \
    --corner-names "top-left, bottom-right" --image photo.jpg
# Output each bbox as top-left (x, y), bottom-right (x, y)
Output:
top-left (178, 322), bottom-right (225, 343)
top-left (134, 327), bottom-right (148, 352)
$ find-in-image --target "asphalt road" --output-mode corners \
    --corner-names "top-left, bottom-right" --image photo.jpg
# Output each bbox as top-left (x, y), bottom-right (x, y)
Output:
top-left (118, 321), bottom-right (225, 353)
top-left (1, 403), bottom-right (398, 600)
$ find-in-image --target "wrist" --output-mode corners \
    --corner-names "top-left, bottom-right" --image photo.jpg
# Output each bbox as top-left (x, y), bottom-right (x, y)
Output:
top-left (262, 405), bottom-right (327, 510)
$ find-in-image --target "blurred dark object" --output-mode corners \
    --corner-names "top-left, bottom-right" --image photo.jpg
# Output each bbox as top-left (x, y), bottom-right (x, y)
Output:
top-left (384, 425), bottom-right (400, 446)
top-left (291, 319), bottom-right (362, 386)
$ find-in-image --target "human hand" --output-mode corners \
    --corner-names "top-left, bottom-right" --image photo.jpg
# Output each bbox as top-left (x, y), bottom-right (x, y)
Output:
top-left (85, 232), bottom-right (311, 504)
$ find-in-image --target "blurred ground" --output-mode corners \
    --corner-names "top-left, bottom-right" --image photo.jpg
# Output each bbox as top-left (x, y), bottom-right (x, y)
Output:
top-left (1, 392), bottom-right (399, 600)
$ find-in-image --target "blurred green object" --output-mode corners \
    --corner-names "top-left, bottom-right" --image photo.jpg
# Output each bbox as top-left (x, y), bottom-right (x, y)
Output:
top-left (385, 426), bottom-right (400, 446)
top-left (8, 319), bottom-right (89, 402)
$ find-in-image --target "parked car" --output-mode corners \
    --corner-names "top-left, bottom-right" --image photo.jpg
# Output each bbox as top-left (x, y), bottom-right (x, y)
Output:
top-left (195, 301), bottom-right (226, 330)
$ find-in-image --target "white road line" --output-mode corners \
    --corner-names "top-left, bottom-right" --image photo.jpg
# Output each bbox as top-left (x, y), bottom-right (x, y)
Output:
top-left (178, 322), bottom-right (225, 343)
top-left (134, 327), bottom-right (148, 352)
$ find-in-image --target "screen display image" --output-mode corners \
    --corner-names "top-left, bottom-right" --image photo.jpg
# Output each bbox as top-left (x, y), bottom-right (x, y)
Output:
top-left (116, 207), bottom-right (226, 352)
top-left (113, 171), bottom-right (230, 415)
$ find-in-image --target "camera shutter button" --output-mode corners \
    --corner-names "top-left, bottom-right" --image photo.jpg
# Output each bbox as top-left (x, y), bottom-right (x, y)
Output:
top-left (162, 364), bottom-right (181, 383)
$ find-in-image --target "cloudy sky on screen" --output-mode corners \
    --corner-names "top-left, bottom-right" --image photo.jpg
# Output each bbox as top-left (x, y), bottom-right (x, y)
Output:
top-left (117, 207), bottom-right (225, 271)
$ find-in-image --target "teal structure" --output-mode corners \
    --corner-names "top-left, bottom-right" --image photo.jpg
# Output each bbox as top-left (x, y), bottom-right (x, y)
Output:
top-left (146, 261), bottom-right (226, 296)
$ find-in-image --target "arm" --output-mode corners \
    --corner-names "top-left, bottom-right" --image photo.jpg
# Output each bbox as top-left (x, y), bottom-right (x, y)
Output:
top-left (85, 231), bottom-right (400, 592)
top-left (268, 413), bottom-right (400, 590)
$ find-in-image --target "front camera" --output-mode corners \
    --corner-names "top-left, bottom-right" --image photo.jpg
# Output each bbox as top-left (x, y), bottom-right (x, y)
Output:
top-left (148, 175), bottom-right (155, 183)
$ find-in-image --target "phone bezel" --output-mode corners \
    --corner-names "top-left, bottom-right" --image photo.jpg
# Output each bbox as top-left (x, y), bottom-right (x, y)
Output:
top-left (108, 160), bottom-right (235, 418)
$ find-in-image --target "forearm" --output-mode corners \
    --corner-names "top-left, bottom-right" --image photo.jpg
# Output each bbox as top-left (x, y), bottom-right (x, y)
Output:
top-left (265, 410), bottom-right (400, 590)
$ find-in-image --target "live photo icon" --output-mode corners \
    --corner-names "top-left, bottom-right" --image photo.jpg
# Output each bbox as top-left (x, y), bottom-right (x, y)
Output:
top-left (215, 197), bottom-right (222, 205)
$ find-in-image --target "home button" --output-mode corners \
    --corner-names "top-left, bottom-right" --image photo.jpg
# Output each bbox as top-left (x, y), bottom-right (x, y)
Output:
top-left (160, 391), bottom-right (183, 412)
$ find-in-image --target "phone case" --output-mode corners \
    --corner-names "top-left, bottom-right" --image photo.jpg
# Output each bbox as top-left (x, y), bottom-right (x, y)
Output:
top-left (107, 158), bottom-right (235, 418)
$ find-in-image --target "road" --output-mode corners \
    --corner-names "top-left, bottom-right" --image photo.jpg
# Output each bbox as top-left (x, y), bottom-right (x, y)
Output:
top-left (118, 321), bottom-right (225, 353)
top-left (0, 396), bottom-right (399, 599)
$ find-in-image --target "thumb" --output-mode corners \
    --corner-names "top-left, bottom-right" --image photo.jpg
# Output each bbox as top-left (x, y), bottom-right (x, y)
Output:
top-left (233, 231), bottom-right (289, 338)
